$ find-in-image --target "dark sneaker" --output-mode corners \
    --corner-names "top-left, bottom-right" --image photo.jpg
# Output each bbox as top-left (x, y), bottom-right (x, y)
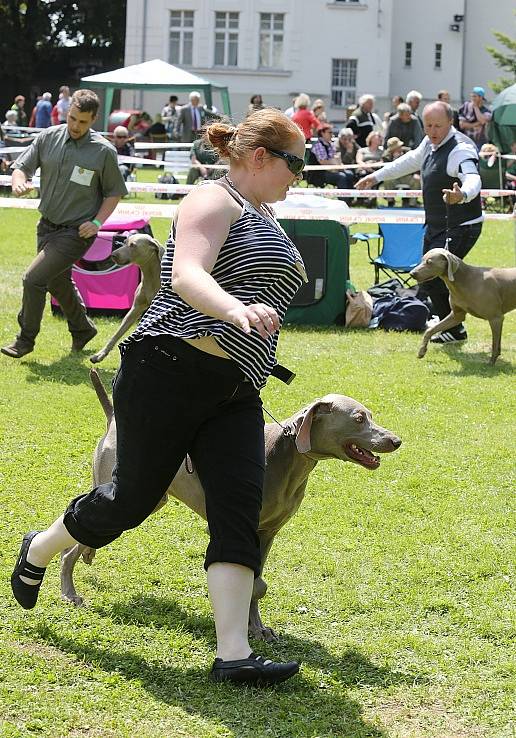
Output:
top-left (430, 329), bottom-right (467, 344)
top-left (71, 327), bottom-right (97, 352)
top-left (1, 339), bottom-right (33, 359)
top-left (11, 531), bottom-right (46, 609)
top-left (210, 652), bottom-right (300, 686)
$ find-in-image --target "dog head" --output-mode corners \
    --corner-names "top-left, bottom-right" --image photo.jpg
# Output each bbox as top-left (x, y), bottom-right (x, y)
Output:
top-left (410, 248), bottom-right (460, 283)
top-left (112, 234), bottom-right (164, 266)
top-left (293, 394), bottom-right (401, 470)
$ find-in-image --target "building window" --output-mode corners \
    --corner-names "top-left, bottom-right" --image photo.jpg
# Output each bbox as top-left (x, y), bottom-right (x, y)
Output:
top-left (259, 13), bottom-right (284, 68)
top-left (404, 41), bottom-right (412, 68)
top-left (331, 58), bottom-right (357, 107)
top-left (169, 10), bottom-right (194, 66)
top-left (214, 12), bottom-right (239, 66)
top-left (434, 43), bottom-right (442, 69)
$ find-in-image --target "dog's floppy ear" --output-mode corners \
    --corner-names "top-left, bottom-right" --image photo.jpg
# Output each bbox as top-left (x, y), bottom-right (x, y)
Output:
top-left (294, 400), bottom-right (332, 453)
top-left (443, 251), bottom-right (460, 282)
top-left (149, 237), bottom-right (165, 261)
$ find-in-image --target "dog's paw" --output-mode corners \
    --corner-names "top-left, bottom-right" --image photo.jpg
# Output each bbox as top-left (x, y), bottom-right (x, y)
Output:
top-left (61, 592), bottom-right (85, 607)
top-left (89, 352), bottom-right (104, 364)
top-left (248, 624), bottom-right (279, 642)
top-left (417, 346), bottom-right (427, 359)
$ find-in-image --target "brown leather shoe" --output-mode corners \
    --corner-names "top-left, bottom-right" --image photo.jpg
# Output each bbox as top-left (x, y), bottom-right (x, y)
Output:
top-left (71, 327), bottom-right (97, 352)
top-left (1, 340), bottom-right (34, 359)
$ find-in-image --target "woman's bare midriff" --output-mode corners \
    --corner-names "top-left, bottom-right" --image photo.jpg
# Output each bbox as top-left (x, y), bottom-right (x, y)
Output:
top-left (181, 335), bottom-right (230, 358)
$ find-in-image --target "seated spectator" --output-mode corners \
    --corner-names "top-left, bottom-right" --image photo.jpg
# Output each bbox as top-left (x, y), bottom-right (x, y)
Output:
top-left (11, 95), bottom-right (28, 127)
top-left (356, 131), bottom-right (384, 173)
top-left (312, 99), bottom-right (328, 123)
top-left (35, 92), bottom-right (52, 128)
top-left (459, 87), bottom-right (492, 150)
top-left (381, 137), bottom-right (420, 207)
top-left (406, 90), bottom-right (424, 130)
top-left (437, 90), bottom-right (459, 128)
top-left (356, 131), bottom-right (384, 207)
top-left (146, 114), bottom-right (168, 138)
top-left (478, 143), bottom-right (504, 191)
top-left (112, 125), bottom-right (136, 181)
top-left (337, 127), bottom-right (359, 166)
top-left (307, 123), bottom-right (354, 192)
top-left (186, 137), bottom-right (221, 184)
top-left (337, 127), bottom-right (359, 188)
top-left (384, 103), bottom-right (423, 149)
top-left (3, 109), bottom-right (19, 130)
top-left (390, 95), bottom-right (404, 116)
top-left (347, 94), bottom-right (382, 147)
top-left (292, 94), bottom-right (320, 142)
top-left (247, 94), bottom-right (264, 115)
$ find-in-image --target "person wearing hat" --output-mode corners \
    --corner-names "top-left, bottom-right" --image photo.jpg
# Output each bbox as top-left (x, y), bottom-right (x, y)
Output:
top-left (356, 101), bottom-right (483, 345)
top-left (459, 87), bottom-right (492, 150)
top-left (381, 137), bottom-right (420, 207)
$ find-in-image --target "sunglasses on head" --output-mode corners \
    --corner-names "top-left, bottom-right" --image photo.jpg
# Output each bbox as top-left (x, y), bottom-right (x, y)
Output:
top-left (266, 148), bottom-right (305, 175)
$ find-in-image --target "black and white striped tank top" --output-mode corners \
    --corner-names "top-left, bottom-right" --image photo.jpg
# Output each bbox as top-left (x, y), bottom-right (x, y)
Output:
top-left (122, 180), bottom-right (306, 390)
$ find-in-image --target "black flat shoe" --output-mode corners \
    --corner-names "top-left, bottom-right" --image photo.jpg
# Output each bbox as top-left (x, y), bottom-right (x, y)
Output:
top-left (210, 652), bottom-right (300, 686)
top-left (11, 531), bottom-right (46, 609)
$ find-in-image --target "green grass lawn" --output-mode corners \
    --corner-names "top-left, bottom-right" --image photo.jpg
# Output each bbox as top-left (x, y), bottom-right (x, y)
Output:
top-left (0, 209), bottom-right (514, 738)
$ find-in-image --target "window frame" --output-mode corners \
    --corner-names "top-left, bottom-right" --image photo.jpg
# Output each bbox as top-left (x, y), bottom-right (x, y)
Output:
top-left (214, 11), bottom-right (239, 67)
top-left (404, 41), bottom-right (412, 68)
top-left (434, 42), bottom-right (442, 70)
top-left (258, 12), bottom-right (285, 69)
top-left (330, 58), bottom-right (358, 108)
top-left (169, 9), bottom-right (194, 66)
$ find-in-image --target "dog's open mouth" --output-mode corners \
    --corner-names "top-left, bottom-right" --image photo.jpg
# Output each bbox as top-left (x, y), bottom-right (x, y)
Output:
top-left (344, 442), bottom-right (381, 469)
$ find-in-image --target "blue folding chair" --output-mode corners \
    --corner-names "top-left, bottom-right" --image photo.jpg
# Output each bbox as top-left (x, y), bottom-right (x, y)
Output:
top-left (366, 222), bottom-right (424, 285)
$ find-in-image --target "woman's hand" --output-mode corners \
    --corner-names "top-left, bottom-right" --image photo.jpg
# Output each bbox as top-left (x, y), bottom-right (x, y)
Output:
top-left (355, 174), bottom-right (377, 190)
top-left (226, 303), bottom-right (280, 339)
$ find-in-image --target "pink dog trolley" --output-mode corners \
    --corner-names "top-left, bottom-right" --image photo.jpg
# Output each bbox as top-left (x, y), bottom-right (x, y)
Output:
top-left (51, 216), bottom-right (153, 314)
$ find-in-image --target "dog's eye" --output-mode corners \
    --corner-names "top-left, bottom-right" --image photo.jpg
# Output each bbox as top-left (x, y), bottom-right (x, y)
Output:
top-left (426, 258), bottom-right (432, 264)
top-left (354, 414), bottom-right (364, 423)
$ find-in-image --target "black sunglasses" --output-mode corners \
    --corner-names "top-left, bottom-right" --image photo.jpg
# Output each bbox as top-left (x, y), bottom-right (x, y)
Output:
top-left (266, 148), bottom-right (305, 175)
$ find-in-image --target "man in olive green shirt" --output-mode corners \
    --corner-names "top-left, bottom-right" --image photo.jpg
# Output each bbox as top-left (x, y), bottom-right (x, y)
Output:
top-left (2, 89), bottom-right (127, 359)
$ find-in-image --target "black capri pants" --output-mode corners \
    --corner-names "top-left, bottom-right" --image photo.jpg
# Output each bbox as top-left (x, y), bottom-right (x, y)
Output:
top-left (63, 335), bottom-right (265, 576)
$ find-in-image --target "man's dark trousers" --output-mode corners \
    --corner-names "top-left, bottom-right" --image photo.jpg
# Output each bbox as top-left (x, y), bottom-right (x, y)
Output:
top-left (421, 222), bottom-right (482, 324)
top-left (17, 219), bottom-right (96, 347)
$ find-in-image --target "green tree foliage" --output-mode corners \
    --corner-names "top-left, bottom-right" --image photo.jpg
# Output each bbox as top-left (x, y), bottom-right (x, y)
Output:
top-left (0, 0), bottom-right (125, 111)
top-left (486, 24), bottom-right (516, 94)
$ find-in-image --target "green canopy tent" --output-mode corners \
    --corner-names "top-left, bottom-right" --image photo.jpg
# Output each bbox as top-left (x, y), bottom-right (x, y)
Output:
top-left (81, 58), bottom-right (231, 129)
top-left (489, 83), bottom-right (516, 153)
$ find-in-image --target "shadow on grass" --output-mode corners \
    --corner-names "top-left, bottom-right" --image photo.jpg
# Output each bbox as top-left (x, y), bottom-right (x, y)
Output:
top-left (429, 346), bottom-right (514, 377)
top-left (34, 622), bottom-right (389, 738)
top-left (23, 355), bottom-right (115, 388)
top-left (33, 593), bottom-right (431, 737)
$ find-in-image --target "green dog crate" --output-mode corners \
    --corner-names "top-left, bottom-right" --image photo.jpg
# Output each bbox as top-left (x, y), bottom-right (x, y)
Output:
top-left (279, 218), bottom-right (350, 325)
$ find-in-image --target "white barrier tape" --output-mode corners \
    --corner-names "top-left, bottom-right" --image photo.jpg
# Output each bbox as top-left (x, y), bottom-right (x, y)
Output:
top-left (1, 197), bottom-right (511, 223)
top-left (1, 175), bottom-right (512, 199)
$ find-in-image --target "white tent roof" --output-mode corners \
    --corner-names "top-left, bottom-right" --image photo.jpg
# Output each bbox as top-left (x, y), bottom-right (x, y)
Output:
top-left (81, 58), bottom-right (227, 90)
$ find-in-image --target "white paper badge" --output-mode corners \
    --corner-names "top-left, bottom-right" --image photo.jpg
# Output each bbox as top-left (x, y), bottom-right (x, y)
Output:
top-left (70, 165), bottom-right (94, 186)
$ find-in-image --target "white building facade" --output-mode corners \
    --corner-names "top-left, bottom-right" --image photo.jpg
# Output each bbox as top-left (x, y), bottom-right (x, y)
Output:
top-left (123, 0), bottom-right (515, 121)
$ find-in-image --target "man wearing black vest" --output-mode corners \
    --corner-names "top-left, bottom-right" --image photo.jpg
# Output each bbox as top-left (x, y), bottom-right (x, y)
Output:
top-left (356, 101), bottom-right (482, 344)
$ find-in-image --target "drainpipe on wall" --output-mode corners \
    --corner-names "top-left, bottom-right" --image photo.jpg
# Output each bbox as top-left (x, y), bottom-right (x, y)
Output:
top-left (139, 0), bottom-right (148, 109)
top-left (460, 0), bottom-right (467, 104)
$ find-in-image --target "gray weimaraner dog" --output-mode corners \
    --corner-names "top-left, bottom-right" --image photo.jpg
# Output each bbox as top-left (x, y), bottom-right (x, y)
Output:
top-left (61, 369), bottom-right (401, 641)
top-left (411, 248), bottom-right (516, 364)
top-left (89, 234), bottom-right (164, 364)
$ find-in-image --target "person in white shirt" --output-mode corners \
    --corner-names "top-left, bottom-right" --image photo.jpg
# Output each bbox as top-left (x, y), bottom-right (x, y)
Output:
top-left (356, 101), bottom-right (482, 344)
